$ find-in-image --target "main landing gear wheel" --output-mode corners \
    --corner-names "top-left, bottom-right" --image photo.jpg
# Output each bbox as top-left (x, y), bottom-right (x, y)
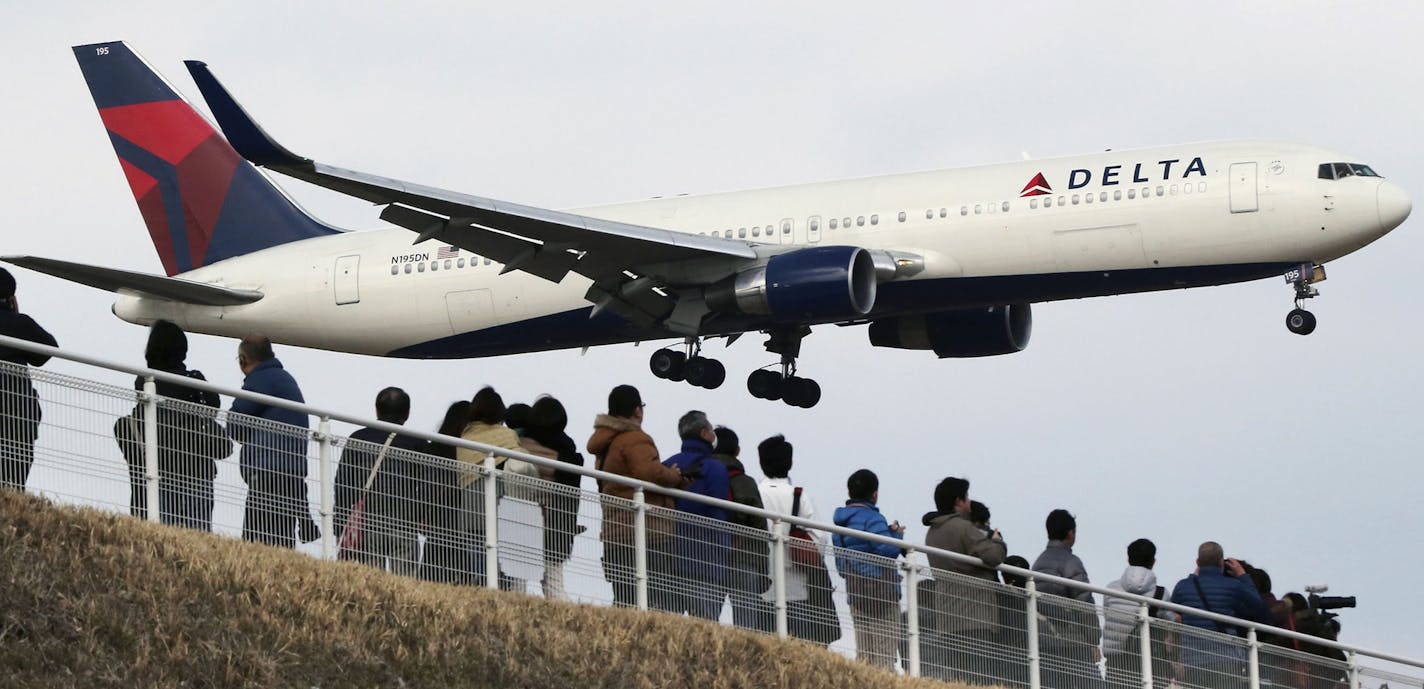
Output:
top-left (782, 376), bottom-right (822, 409)
top-left (649, 348), bottom-right (686, 381)
top-left (684, 356), bottom-right (726, 390)
top-left (1286, 308), bottom-right (1317, 336)
top-left (747, 369), bottom-right (783, 400)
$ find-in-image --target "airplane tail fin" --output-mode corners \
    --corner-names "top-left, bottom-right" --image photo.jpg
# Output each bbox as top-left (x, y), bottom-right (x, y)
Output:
top-left (72, 41), bottom-right (338, 276)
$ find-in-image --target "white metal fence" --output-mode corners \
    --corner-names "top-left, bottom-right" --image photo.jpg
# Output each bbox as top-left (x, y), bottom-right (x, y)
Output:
top-left (0, 333), bottom-right (1418, 689)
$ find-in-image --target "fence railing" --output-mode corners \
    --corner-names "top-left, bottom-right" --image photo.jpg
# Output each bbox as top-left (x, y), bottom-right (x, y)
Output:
top-left (0, 333), bottom-right (1417, 688)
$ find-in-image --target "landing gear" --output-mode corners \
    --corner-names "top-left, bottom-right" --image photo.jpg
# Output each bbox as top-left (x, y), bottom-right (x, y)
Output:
top-left (649, 339), bottom-right (725, 389)
top-left (745, 327), bottom-right (822, 408)
top-left (1286, 308), bottom-right (1317, 336)
top-left (1284, 263), bottom-right (1325, 337)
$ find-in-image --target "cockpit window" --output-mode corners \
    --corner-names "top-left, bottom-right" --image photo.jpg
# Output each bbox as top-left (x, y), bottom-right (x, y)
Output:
top-left (1319, 162), bottom-right (1381, 180)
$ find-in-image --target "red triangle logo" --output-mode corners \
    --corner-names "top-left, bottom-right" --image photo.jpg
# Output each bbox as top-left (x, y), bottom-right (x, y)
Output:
top-left (1020, 172), bottom-right (1052, 197)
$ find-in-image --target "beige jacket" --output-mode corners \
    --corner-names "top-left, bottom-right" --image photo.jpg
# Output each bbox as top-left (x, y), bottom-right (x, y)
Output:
top-left (925, 511), bottom-right (1007, 634)
top-left (455, 422), bottom-right (523, 488)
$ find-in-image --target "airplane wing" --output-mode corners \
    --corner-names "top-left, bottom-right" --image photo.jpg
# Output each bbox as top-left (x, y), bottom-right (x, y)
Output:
top-left (183, 61), bottom-right (759, 326)
top-left (2, 256), bottom-right (263, 307)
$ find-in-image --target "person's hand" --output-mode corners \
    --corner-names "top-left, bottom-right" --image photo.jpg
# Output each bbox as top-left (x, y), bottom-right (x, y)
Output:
top-left (991, 529), bottom-right (1003, 541)
top-left (1224, 557), bottom-right (1246, 577)
top-left (1091, 647), bottom-right (1102, 664)
top-left (889, 521), bottom-right (905, 535)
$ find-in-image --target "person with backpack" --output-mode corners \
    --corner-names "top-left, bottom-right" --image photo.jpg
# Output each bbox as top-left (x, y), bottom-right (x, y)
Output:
top-left (115, 320), bottom-right (229, 529)
top-left (1103, 538), bottom-right (1178, 689)
top-left (832, 469), bottom-right (906, 669)
top-left (662, 410), bottom-right (732, 620)
top-left (711, 426), bottom-right (771, 631)
top-left (756, 434), bottom-right (840, 647)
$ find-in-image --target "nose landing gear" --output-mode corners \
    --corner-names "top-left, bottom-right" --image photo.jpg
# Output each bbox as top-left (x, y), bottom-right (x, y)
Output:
top-left (1284, 263), bottom-right (1325, 336)
top-left (649, 338), bottom-right (726, 389)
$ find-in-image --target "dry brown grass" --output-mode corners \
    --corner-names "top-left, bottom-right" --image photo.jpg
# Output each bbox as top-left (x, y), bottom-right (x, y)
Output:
top-left (0, 491), bottom-right (964, 689)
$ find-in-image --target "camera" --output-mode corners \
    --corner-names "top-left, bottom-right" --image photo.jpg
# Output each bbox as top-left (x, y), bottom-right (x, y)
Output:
top-left (1309, 594), bottom-right (1357, 611)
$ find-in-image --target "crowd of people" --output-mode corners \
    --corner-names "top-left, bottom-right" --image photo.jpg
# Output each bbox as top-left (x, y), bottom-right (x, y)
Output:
top-left (0, 267), bottom-right (1352, 688)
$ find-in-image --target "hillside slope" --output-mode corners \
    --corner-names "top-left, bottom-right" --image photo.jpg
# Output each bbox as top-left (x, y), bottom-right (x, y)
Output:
top-left (0, 491), bottom-right (954, 688)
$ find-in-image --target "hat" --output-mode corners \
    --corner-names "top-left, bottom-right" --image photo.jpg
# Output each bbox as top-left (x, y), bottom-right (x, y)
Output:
top-left (0, 267), bottom-right (14, 299)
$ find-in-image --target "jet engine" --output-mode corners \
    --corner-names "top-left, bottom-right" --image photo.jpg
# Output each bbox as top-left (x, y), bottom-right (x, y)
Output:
top-left (707, 246), bottom-right (877, 322)
top-left (868, 304), bottom-right (1032, 358)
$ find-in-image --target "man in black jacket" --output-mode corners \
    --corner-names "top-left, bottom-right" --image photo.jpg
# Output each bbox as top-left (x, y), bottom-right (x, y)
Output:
top-left (335, 387), bottom-right (426, 575)
top-left (711, 426), bottom-right (772, 631)
top-left (0, 268), bottom-right (57, 491)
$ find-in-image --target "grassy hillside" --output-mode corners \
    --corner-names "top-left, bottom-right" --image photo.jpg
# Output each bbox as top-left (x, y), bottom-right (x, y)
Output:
top-left (0, 491), bottom-right (956, 688)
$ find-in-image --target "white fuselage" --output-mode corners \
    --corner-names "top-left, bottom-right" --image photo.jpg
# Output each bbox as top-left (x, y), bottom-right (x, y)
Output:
top-left (113, 140), bottom-right (1407, 358)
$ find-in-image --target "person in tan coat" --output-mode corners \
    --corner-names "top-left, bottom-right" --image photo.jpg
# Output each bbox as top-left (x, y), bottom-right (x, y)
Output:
top-left (455, 386), bottom-right (525, 588)
top-left (924, 476), bottom-right (1007, 683)
top-left (586, 384), bottom-right (687, 610)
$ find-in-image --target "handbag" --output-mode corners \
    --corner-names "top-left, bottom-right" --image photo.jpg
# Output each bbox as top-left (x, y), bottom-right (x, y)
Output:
top-left (338, 433), bottom-right (396, 560)
top-left (787, 486), bottom-right (823, 568)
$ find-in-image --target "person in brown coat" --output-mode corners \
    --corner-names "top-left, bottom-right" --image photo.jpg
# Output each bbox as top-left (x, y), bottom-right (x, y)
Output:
top-left (924, 476), bottom-right (1007, 683)
top-left (586, 384), bottom-right (687, 610)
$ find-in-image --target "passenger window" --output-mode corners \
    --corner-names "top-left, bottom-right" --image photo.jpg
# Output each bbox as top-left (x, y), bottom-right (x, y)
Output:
top-left (1114, 190), bottom-right (1122, 200)
top-left (808, 218), bottom-right (820, 233)
top-left (829, 217), bottom-right (838, 230)
top-left (782, 219), bottom-right (793, 235)
top-left (1170, 184), bottom-right (1178, 195)
top-left (1072, 195), bottom-right (1080, 205)
top-left (1057, 197), bottom-right (1066, 207)
top-left (1084, 193), bottom-right (1093, 204)
top-left (842, 217), bottom-right (851, 228)
top-left (1127, 189), bottom-right (1136, 199)
top-left (1142, 187), bottom-right (1150, 198)
top-left (1030, 198), bottom-right (1039, 209)
top-left (1155, 185), bottom-right (1164, 197)
top-left (856, 216), bottom-right (865, 227)
top-left (418, 263), bottom-right (426, 273)
top-left (738, 228), bottom-right (746, 238)
top-left (444, 259), bottom-right (452, 270)
top-left (925, 209), bottom-right (934, 220)
top-left (960, 206), bottom-right (968, 216)
top-left (1099, 192), bottom-right (1107, 202)
top-left (974, 204), bottom-right (982, 214)
top-left (404, 264), bottom-right (412, 274)
top-left (458, 258), bottom-right (466, 268)
top-left (1198, 182), bottom-right (1207, 193)
top-left (390, 265), bottom-right (399, 276)
top-left (484, 258), bottom-right (492, 265)
top-left (752, 227), bottom-right (761, 237)
top-left (898, 211), bottom-right (906, 222)
top-left (940, 208), bottom-right (947, 218)
top-left (1184, 184), bottom-right (1193, 195)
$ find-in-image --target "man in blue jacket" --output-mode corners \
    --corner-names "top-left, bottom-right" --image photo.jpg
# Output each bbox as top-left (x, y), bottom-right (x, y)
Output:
top-left (833, 469), bottom-right (905, 670)
top-left (662, 410), bottom-right (731, 620)
top-left (229, 336), bottom-right (316, 548)
top-left (1170, 541), bottom-right (1275, 689)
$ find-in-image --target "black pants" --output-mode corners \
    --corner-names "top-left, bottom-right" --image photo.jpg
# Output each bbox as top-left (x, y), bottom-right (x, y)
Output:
top-left (0, 417), bottom-right (38, 491)
top-left (602, 539), bottom-right (678, 611)
top-left (242, 469), bottom-right (307, 548)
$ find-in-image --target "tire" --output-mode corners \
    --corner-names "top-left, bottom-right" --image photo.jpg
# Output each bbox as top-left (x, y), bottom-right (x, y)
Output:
top-left (1286, 309), bottom-right (1317, 336)
top-left (796, 378), bottom-right (821, 408)
top-left (699, 359), bottom-right (726, 390)
top-left (684, 356), bottom-right (708, 386)
top-left (747, 370), bottom-right (782, 400)
top-left (649, 349), bottom-right (686, 380)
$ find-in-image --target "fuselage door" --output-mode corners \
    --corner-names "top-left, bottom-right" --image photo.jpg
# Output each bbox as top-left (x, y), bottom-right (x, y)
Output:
top-left (1229, 162), bottom-right (1259, 213)
top-left (334, 254), bottom-right (360, 305)
top-left (446, 289), bottom-right (498, 333)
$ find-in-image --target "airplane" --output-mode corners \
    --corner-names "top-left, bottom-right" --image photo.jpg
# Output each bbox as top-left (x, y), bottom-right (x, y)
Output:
top-left (6, 41), bottom-right (1411, 408)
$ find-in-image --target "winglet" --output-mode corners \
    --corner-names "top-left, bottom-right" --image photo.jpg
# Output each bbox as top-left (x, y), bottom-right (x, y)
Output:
top-left (183, 60), bottom-right (309, 169)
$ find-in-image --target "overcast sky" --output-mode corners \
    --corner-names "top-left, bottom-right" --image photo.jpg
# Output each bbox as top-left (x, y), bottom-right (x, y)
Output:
top-left (5, 1), bottom-right (1421, 660)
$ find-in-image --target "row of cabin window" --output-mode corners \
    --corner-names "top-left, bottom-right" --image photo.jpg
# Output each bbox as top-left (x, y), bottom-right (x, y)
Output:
top-left (1027, 182), bottom-right (1209, 209)
top-left (390, 257), bottom-right (495, 275)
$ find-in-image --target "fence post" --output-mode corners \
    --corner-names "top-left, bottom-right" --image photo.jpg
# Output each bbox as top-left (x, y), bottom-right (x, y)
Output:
top-left (772, 517), bottom-right (788, 639)
top-left (1139, 601), bottom-right (1154, 689)
top-left (1346, 649), bottom-right (1359, 689)
top-left (1247, 627), bottom-right (1261, 689)
top-left (1026, 577), bottom-right (1041, 689)
top-left (317, 416), bottom-right (334, 560)
top-left (141, 377), bottom-right (160, 524)
top-left (483, 453), bottom-right (498, 590)
top-left (634, 487), bottom-right (649, 611)
top-left (905, 560), bottom-right (921, 678)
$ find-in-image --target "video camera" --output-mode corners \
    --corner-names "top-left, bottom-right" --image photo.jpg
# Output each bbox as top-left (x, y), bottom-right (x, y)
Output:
top-left (1305, 585), bottom-right (1356, 639)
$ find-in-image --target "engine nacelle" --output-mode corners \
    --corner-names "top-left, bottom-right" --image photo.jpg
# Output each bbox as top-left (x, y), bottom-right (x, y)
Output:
top-left (708, 246), bottom-right (877, 322)
top-left (868, 304), bottom-right (1033, 358)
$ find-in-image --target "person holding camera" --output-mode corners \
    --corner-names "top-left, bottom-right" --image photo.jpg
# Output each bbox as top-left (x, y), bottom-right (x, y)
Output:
top-left (1168, 542), bottom-right (1276, 689)
top-left (0, 268), bottom-right (57, 491)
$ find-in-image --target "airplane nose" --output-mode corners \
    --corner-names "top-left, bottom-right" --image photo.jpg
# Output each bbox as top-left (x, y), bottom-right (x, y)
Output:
top-left (1378, 181), bottom-right (1412, 233)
